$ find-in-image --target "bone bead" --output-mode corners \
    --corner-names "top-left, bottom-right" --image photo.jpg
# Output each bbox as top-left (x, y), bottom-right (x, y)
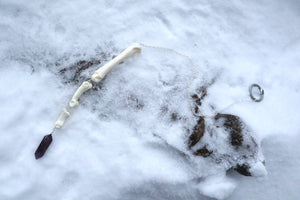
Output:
top-left (69, 81), bottom-right (93, 107)
top-left (91, 43), bottom-right (142, 83)
top-left (55, 108), bottom-right (70, 129)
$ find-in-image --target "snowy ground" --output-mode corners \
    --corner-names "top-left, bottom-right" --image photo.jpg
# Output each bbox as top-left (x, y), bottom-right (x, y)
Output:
top-left (0, 0), bottom-right (300, 199)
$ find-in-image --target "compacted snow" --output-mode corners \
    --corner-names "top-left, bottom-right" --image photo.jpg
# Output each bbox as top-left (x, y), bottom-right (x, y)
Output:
top-left (0, 0), bottom-right (300, 199)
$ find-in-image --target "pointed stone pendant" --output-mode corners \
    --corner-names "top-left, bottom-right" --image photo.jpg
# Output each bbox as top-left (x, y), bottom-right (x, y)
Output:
top-left (35, 134), bottom-right (53, 159)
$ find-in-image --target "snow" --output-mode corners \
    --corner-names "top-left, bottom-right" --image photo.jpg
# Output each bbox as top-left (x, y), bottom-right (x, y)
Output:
top-left (248, 161), bottom-right (267, 177)
top-left (197, 174), bottom-right (237, 200)
top-left (0, 0), bottom-right (300, 199)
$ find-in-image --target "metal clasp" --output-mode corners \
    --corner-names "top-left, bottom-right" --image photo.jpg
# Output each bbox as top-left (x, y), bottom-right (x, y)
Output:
top-left (249, 84), bottom-right (264, 102)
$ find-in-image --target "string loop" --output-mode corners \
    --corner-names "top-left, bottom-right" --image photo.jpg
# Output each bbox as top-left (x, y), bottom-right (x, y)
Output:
top-left (140, 43), bottom-right (263, 118)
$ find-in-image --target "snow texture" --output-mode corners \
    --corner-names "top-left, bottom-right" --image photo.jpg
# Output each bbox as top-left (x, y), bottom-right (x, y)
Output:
top-left (0, 0), bottom-right (300, 199)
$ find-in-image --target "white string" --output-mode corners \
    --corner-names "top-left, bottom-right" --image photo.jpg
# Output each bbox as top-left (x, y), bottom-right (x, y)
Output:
top-left (140, 43), bottom-right (198, 115)
top-left (201, 99), bottom-right (252, 118)
top-left (140, 43), bottom-right (251, 118)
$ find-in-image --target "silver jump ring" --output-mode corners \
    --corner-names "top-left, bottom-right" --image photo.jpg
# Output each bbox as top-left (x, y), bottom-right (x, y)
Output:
top-left (249, 84), bottom-right (264, 102)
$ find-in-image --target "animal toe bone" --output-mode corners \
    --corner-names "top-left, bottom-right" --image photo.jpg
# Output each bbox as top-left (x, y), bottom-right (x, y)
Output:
top-left (55, 108), bottom-right (70, 129)
top-left (69, 81), bottom-right (93, 107)
top-left (91, 43), bottom-right (142, 83)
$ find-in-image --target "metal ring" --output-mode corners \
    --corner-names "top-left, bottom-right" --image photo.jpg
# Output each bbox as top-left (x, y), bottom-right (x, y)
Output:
top-left (249, 84), bottom-right (264, 102)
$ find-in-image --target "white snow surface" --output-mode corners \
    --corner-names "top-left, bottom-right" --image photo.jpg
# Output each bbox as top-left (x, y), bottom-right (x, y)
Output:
top-left (0, 0), bottom-right (300, 199)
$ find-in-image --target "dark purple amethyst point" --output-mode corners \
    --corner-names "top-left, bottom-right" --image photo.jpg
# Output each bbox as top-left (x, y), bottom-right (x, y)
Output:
top-left (35, 134), bottom-right (53, 159)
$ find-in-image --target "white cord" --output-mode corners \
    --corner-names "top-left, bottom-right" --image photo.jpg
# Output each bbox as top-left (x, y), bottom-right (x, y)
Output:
top-left (140, 43), bottom-right (198, 116)
top-left (202, 99), bottom-right (252, 118)
top-left (140, 43), bottom-right (252, 118)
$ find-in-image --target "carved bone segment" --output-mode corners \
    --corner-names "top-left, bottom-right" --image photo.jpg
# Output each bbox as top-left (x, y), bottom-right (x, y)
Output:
top-left (91, 43), bottom-right (142, 83)
top-left (69, 81), bottom-right (93, 107)
top-left (55, 108), bottom-right (70, 129)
